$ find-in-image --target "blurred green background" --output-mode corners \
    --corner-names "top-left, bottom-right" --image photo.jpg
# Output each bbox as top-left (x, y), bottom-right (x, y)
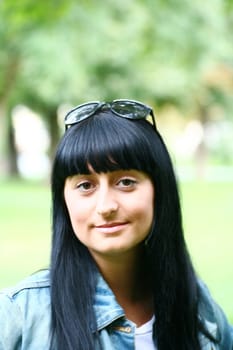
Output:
top-left (0, 0), bottom-right (232, 323)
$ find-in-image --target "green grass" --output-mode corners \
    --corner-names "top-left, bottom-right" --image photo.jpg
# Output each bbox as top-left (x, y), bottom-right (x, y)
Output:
top-left (0, 179), bottom-right (51, 287)
top-left (0, 178), bottom-right (232, 323)
top-left (180, 181), bottom-right (233, 323)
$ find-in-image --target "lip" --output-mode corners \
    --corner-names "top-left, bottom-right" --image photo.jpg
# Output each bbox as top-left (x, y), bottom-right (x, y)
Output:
top-left (94, 222), bottom-right (129, 234)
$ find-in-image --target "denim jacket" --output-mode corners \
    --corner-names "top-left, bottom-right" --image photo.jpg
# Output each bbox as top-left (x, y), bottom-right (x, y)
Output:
top-left (0, 269), bottom-right (232, 349)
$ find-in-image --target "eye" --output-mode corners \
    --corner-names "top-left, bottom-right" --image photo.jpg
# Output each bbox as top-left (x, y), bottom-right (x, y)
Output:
top-left (76, 181), bottom-right (95, 193)
top-left (117, 178), bottom-right (137, 189)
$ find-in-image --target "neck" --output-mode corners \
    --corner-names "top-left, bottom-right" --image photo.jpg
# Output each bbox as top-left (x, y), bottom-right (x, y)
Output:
top-left (91, 246), bottom-right (154, 326)
top-left (92, 245), bottom-right (151, 301)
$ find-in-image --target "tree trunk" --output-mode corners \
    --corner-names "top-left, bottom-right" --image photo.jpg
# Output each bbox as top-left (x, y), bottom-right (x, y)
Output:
top-left (8, 119), bottom-right (19, 176)
top-left (46, 107), bottom-right (60, 161)
top-left (0, 55), bottom-right (20, 177)
top-left (0, 105), bottom-right (20, 177)
top-left (0, 103), bottom-right (10, 176)
top-left (194, 102), bottom-right (209, 179)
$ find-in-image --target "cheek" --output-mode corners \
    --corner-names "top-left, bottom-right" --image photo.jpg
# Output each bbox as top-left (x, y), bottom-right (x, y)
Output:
top-left (65, 197), bottom-right (83, 230)
top-left (140, 193), bottom-right (154, 226)
top-left (128, 195), bottom-right (154, 224)
top-left (66, 207), bottom-right (88, 244)
top-left (140, 204), bottom-right (154, 225)
top-left (67, 205), bottom-right (86, 228)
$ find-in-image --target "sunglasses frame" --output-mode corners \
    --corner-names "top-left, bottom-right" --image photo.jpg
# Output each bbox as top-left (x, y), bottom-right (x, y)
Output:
top-left (64, 99), bottom-right (156, 130)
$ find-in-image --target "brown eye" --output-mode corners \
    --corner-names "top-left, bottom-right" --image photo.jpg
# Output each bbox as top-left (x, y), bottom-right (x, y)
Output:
top-left (117, 178), bottom-right (137, 188)
top-left (76, 181), bottom-right (94, 192)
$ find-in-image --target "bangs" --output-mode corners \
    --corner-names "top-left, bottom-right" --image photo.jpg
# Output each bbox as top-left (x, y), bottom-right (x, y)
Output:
top-left (55, 113), bottom-right (155, 181)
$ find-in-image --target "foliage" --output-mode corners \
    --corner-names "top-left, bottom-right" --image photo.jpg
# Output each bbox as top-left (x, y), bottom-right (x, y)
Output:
top-left (0, 0), bottom-right (69, 99)
top-left (3, 0), bottom-right (232, 107)
top-left (0, 0), bottom-right (233, 175)
top-left (51, 0), bottom-right (233, 108)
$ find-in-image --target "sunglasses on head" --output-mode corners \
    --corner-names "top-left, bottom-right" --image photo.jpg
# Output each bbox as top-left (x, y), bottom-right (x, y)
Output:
top-left (64, 99), bottom-right (156, 130)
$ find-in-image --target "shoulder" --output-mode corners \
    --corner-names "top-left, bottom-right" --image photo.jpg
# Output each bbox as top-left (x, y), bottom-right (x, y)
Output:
top-left (198, 280), bottom-right (233, 348)
top-left (0, 270), bottom-right (51, 349)
top-left (0, 269), bottom-right (51, 318)
top-left (0, 268), bottom-right (51, 315)
top-left (0, 269), bottom-right (50, 298)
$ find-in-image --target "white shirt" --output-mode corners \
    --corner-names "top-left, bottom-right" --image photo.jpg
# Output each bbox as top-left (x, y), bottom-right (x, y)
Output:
top-left (135, 316), bottom-right (156, 349)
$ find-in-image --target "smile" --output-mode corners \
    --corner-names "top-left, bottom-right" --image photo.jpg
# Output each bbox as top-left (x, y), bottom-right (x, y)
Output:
top-left (94, 222), bottom-right (129, 234)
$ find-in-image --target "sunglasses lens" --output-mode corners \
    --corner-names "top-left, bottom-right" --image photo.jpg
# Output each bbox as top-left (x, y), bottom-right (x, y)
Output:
top-left (65, 103), bottom-right (99, 126)
top-left (64, 100), bottom-right (155, 130)
top-left (112, 101), bottom-right (150, 119)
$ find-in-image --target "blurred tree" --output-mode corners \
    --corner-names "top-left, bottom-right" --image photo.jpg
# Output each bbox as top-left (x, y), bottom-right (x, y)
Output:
top-left (60, 0), bottom-right (233, 169)
top-left (57, 0), bottom-right (233, 108)
top-left (0, 0), bottom-right (71, 175)
top-left (0, 0), bottom-right (232, 177)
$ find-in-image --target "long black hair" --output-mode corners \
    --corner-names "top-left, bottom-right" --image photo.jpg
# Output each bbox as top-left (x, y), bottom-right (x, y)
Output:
top-left (51, 110), bottom-right (204, 349)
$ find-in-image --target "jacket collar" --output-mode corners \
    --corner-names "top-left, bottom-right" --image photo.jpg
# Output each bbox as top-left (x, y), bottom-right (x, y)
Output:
top-left (92, 274), bottom-right (125, 332)
top-left (91, 274), bottom-right (220, 344)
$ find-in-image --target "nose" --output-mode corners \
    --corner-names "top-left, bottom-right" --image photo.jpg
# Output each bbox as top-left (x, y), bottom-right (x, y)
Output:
top-left (96, 186), bottom-right (118, 217)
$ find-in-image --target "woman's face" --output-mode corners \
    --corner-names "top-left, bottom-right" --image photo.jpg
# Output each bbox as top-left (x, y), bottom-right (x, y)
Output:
top-left (64, 168), bottom-right (154, 261)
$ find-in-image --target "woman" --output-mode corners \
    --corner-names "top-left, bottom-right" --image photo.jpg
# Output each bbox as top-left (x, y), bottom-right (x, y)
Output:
top-left (0, 99), bottom-right (232, 350)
